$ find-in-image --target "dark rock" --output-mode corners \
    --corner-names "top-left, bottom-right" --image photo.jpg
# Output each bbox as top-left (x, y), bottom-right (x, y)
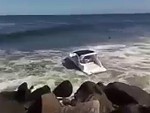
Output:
top-left (0, 98), bottom-right (25, 113)
top-left (27, 93), bottom-right (61, 113)
top-left (0, 91), bottom-right (17, 100)
top-left (0, 82), bottom-right (33, 113)
top-left (0, 82), bottom-right (31, 103)
top-left (97, 82), bottom-right (105, 91)
top-left (75, 81), bottom-right (103, 102)
top-left (111, 104), bottom-right (150, 113)
top-left (15, 82), bottom-right (31, 103)
top-left (26, 85), bottom-right (51, 101)
top-left (111, 104), bottom-right (140, 113)
top-left (0, 92), bottom-right (25, 113)
top-left (104, 82), bottom-right (150, 106)
top-left (75, 81), bottom-right (114, 113)
top-left (27, 97), bottom-right (42, 113)
top-left (140, 106), bottom-right (150, 113)
top-left (53, 80), bottom-right (73, 97)
top-left (0, 84), bottom-right (51, 113)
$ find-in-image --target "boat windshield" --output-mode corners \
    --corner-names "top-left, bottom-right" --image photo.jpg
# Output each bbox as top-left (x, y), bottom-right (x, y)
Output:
top-left (80, 55), bottom-right (95, 63)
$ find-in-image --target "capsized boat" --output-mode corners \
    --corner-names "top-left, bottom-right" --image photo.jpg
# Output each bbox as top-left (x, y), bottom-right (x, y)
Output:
top-left (68, 49), bottom-right (107, 75)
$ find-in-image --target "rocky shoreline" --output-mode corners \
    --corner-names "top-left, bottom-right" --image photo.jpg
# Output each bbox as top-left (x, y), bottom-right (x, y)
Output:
top-left (0, 80), bottom-right (150, 113)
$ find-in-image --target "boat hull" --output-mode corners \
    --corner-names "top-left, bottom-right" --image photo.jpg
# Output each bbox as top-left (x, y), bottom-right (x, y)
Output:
top-left (68, 56), bottom-right (107, 75)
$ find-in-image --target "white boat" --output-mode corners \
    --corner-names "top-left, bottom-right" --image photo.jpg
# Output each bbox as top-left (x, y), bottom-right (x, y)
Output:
top-left (68, 49), bottom-right (107, 75)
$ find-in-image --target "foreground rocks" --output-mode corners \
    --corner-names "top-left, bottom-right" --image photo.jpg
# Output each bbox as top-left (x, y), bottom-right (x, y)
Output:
top-left (0, 98), bottom-right (25, 113)
top-left (103, 82), bottom-right (150, 106)
top-left (74, 81), bottom-right (114, 113)
top-left (0, 82), bottom-right (29, 113)
top-left (0, 81), bottom-right (150, 113)
top-left (111, 104), bottom-right (150, 113)
top-left (53, 80), bottom-right (73, 97)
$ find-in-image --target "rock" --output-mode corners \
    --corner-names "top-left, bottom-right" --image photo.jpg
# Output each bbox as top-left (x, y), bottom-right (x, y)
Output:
top-left (0, 99), bottom-right (25, 113)
top-left (0, 84), bottom-right (51, 113)
top-left (97, 82), bottom-right (105, 91)
top-left (0, 82), bottom-right (33, 113)
top-left (0, 83), bottom-right (51, 113)
top-left (0, 91), bottom-right (17, 100)
top-left (104, 82), bottom-right (150, 106)
top-left (111, 104), bottom-right (150, 113)
top-left (75, 81), bottom-right (103, 102)
top-left (0, 82), bottom-right (31, 103)
top-left (74, 81), bottom-right (114, 113)
top-left (26, 85), bottom-right (51, 101)
top-left (15, 82), bottom-right (31, 103)
top-left (111, 104), bottom-right (140, 113)
top-left (61, 100), bottom-right (100, 113)
top-left (0, 92), bottom-right (25, 113)
top-left (26, 98), bottom-right (42, 113)
top-left (140, 106), bottom-right (150, 113)
top-left (53, 80), bottom-right (73, 97)
top-left (27, 93), bottom-right (100, 113)
top-left (27, 93), bottom-right (61, 113)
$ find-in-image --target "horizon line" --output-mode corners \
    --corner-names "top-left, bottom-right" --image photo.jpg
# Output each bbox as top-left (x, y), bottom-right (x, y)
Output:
top-left (0, 12), bottom-right (150, 16)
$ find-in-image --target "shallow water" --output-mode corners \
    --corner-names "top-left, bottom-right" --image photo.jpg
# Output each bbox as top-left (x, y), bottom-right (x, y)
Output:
top-left (0, 41), bottom-right (150, 93)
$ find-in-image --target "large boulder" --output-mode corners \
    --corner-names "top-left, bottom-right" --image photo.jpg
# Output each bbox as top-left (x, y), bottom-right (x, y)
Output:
top-left (53, 80), bottom-right (73, 97)
top-left (111, 104), bottom-right (150, 113)
top-left (140, 106), bottom-right (150, 113)
top-left (0, 97), bottom-right (25, 113)
top-left (0, 91), bottom-right (17, 100)
top-left (61, 100), bottom-right (100, 113)
top-left (27, 93), bottom-right (61, 113)
top-left (74, 81), bottom-right (114, 113)
top-left (26, 85), bottom-right (51, 101)
top-left (104, 82), bottom-right (150, 106)
top-left (0, 82), bottom-right (30, 113)
top-left (0, 82), bottom-right (31, 103)
top-left (97, 82), bottom-right (105, 91)
top-left (15, 82), bottom-right (31, 103)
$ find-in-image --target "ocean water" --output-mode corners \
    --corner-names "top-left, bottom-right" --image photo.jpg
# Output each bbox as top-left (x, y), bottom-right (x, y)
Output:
top-left (0, 14), bottom-right (150, 92)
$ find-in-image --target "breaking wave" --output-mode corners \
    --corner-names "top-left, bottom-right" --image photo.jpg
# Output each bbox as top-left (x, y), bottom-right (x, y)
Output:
top-left (0, 42), bottom-right (150, 93)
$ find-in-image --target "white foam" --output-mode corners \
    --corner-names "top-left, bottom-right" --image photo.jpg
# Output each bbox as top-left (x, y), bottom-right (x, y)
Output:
top-left (0, 42), bottom-right (150, 93)
top-left (88, 44), bottom-right (126, 50)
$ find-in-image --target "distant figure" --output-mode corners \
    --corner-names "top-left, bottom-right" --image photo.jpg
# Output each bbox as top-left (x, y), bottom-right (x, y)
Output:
top-left (108, 36), bottom-right (111, 40)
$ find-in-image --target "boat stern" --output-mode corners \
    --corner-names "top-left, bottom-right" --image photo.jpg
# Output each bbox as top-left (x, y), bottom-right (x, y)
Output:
top-left (82, 63), bottom-right (107, 75)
